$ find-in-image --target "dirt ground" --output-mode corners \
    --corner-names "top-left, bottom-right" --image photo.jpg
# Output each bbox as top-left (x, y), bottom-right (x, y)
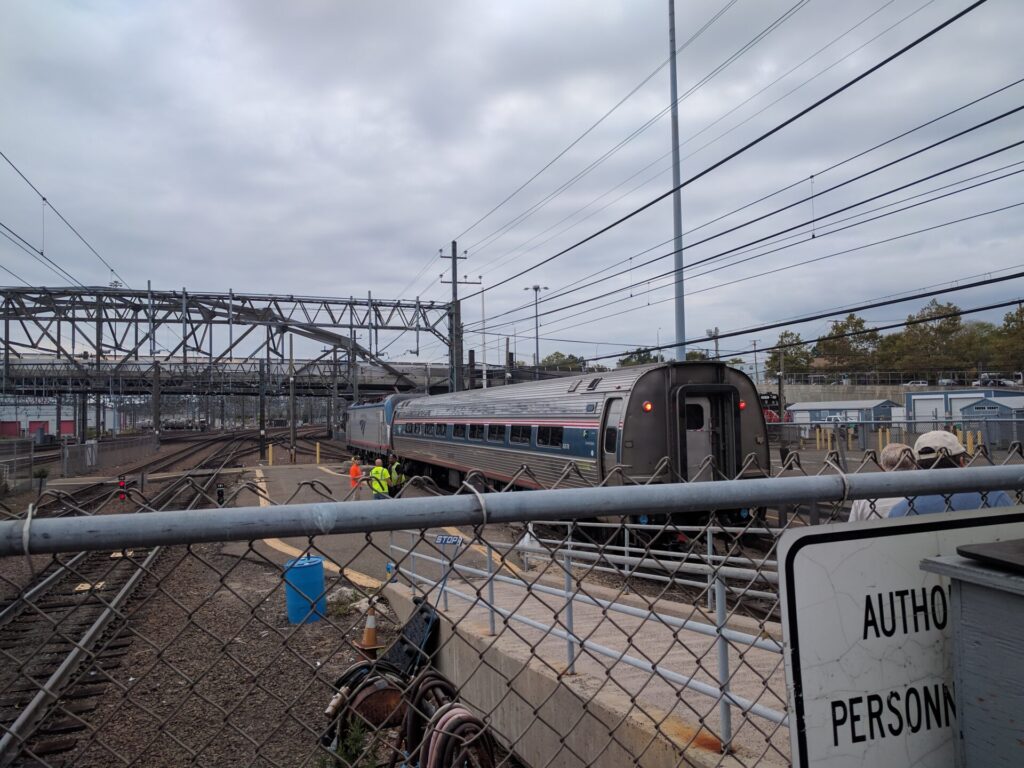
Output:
top-left (61, 543), bottom-right (397, 768)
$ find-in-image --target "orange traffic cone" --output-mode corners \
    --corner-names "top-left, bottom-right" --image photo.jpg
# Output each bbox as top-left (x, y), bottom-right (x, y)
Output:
top-left (353, 603), bottom-right (386, 658)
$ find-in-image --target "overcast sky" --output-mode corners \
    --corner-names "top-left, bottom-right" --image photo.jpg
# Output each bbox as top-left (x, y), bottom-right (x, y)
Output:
top-left (1, 0), bottom-right (1022, 368)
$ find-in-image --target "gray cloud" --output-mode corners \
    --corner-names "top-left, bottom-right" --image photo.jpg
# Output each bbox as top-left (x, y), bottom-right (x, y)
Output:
top-left (1, 0), bottom-right (1021, 366)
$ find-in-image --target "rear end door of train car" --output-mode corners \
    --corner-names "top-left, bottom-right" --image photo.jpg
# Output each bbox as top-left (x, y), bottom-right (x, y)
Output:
top-left (674, 386), bottom-right (740, 481)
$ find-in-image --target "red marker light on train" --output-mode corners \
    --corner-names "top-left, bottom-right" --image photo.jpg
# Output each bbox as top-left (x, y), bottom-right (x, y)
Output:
top-left (738, 400), bottom-right (747, 411)
top-left (642, 401), bottom-right (654, 413)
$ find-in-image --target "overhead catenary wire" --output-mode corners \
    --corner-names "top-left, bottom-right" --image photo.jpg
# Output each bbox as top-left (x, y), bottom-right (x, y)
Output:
top-left (455, 0), bottom-right (744, 246)
top-left (470, 0), bottom-right (925, 283)
top-left (471, 135), bottom-right (1024, 333)
top-left (582, 271), bottom-right (1024, 363)
top-left (464, 0), bottom-right (812, 261)
top-left (0, 220), bottom-right (85, 287)
top-left (0, 149), bottom-right (130, 287)
top-left (461, 0), bottom-right (993, 303)
top-left (477, 73), bottom-right (1024, 326)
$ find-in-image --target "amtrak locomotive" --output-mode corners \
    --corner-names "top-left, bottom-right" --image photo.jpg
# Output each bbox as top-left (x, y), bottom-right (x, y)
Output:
top-left (345, 361), bottom-right (769, 489)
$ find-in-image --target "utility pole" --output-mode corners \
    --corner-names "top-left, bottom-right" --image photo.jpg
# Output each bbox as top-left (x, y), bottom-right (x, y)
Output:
top-left (778, 344), bottom-right (786, 417)
top-left (288, 335), bottom-right (296, 464)
top-left (480, 276), bottom-right (487, 388)
top-left (524, 285), bottom-right (549, 380)
top-left (440, 242), bottom-right (479, 392)
top-left (258, 358), bottom-right (266, 460)
top-left (752, 340), bottom-right (760, 384)
top-left (668, 0), bottom-right (685, 360)
top-left (152, 361), bottom-right (161, 444)
top-left (706, 327), bottom-right (720, 360)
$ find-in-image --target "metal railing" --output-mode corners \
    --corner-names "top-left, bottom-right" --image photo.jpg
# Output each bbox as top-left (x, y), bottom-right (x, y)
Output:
top-left (1, 456), bottom-right (1023, 767)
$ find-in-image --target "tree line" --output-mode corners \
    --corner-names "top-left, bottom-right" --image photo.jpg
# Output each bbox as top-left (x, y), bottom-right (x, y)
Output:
top-left (528, 300), bottom-right (1024, 377)
top-left (764, 300), bottom-right (1024, 376)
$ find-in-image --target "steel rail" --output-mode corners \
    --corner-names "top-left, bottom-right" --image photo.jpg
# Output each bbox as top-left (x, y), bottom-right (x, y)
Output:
top-left (0, 441), bottom-right (243, 764)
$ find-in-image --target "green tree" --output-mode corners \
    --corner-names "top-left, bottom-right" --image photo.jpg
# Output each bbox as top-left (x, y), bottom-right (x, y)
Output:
top-left (685, 349), bottom-right (709, 361)
top-left (539, 351), bottom-right (585, 370)
top-left (992, 305), bottom-right (1024, 373)
top-left (617, 348), bottom-right (665, 367)
top-left (814, 314), bottom-right (879, 370)
top-left (765, 331), bottom-right (813, 377)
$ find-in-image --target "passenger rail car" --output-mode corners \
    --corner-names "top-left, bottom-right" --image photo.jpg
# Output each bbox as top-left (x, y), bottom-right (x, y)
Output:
top-left (389, 362), bottom-right (768, 490)
top-left (345, 395), bottom-right (415, 458)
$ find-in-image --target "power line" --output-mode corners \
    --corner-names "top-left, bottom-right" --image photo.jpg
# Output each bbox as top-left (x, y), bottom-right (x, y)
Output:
top-left (465, 0), bottom-right (811, 261)
top-left (470, 0), bottom-right (918, 283)
top-left (0, 261), bottom-right (30, 287)
top-left (507, 73), bottom-right (1024, 321)
top-left (0, 149), bottom-right (130, 286)
top-left (473, 136), bottom-right (1024, 332)
top-left (0, 220), bottom-right (85, 286)
top-left (455, 0), bottom-right (743, 245)
top-left (463, 0), bottom-right (992, 302)
top-left (583, 268), bottom-right (1024, 362)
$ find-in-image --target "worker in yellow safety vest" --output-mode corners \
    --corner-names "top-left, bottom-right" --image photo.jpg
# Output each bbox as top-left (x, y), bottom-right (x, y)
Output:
top-left (369, 458), bottom-right (390, 500)
top-left (388, 455), bottom-right (405, 498)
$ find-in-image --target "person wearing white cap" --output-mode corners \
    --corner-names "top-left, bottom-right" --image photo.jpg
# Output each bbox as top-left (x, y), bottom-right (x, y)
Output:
top-left (887, 430), bottom-right (1013, 517)
top-left (848, 442), bottom-right (917, 522)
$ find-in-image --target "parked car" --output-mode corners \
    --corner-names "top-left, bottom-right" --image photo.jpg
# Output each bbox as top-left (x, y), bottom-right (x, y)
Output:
top-left (937, 378), bottom-right (960, 386)
top-left (903, 380), bottom-right (929, 387)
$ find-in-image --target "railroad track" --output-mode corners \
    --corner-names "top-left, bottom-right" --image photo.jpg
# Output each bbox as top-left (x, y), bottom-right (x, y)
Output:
top-left (0, 437), bottom-right (249, 766)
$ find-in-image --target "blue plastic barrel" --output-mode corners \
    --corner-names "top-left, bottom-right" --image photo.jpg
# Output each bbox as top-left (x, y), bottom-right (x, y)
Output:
top-left (283, 556), bottom-right (326, 624)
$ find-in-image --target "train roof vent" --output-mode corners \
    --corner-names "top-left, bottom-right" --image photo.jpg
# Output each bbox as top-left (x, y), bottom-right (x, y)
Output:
top-left (585, 377), bottom-right (603, 391)
top-left (567, 381), bottom-right (582, 393)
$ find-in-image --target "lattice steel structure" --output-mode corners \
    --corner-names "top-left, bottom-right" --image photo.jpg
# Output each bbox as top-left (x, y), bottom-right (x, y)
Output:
top-left (0, 287), bottom-right (453, 398)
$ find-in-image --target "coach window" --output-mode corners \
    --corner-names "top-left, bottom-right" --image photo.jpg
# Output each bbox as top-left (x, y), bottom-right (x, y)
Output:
top-left (537, 426), bottom-right (564, 447)
top-left (435, 423), bottom-right (447, 437)
top-left (453, 424), bottom-right (466, 438)
top-left (412, 423), bottom-right (421, 435)
top-left (685, 404), bottom-right (705, 430)
top-left (424, 424), bottom-right (435, 436)
top-left (469, 424), bottom-right (484, 440)
top-left (510, 425), bottom-right (530, 444)
top-left (603, 423), bottom-right (618, 454)
top-left (487, 424), bottom-right (506, 442)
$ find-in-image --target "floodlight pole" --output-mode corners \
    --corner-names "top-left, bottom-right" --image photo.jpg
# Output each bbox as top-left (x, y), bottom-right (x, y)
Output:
top-left (669, 0), bottom-right (685, 359)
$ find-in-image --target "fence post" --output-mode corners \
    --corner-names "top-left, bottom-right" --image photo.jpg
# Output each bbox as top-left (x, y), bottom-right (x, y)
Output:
top-left (623, 525), bottom-right (631, 593)
top-left (442, 542), bottom-right (449, 611)
top-left (715, 575), bottom-right (733, 749)
top-left (707, 527), bottom-right (715, 610)
top-left (269, 444), bottom-right (274, 466)
top-left (564, 550), bottom-right (576, 674)
top-left (486, 542), bottom-right (496, 636)
top-left (316, 442), bottom-right (320, 465)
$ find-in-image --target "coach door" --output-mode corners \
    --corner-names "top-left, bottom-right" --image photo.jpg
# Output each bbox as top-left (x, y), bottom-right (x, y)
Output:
top-left (681, 396), bottom-right (713, 481)
top-left (599, 397), bottom-right (624, 480)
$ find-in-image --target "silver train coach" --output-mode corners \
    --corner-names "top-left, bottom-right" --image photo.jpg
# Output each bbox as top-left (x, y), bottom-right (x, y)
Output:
top-left (348, 362), bottom-right (769, 490)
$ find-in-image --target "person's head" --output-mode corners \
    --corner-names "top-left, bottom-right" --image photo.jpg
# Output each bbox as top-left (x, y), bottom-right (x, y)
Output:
top-left (375, 458), bottom-right (383, 467)
top-left (880, 442), bottom-right (916, 472)
top-left (914, 430), bottom-right (967, 469)
top-left (352, 457), bottom-right (359, 465)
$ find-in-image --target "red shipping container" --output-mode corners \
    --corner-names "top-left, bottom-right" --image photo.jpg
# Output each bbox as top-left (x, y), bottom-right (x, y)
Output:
top-left (0, 422), bottom-right (20, 437)
top-left (58, 420), bottom-right (75, 436)
top-left (28, 420), bottom-right (49, 435)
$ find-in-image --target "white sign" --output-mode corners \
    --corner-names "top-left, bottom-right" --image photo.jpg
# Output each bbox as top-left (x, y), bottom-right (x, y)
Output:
top-left (779, 507), bottom-right (1024, 768)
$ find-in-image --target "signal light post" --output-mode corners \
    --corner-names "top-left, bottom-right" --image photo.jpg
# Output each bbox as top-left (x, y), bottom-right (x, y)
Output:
top-left (117, 475), bottom-right (127, 502)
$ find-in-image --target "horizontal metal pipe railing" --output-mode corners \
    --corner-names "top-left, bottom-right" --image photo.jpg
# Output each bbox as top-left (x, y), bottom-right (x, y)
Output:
top-left (389, 542), bottom-right (782, 653)
top-left (398, 568), bottom-right (789, 727)
top-left (3, 465), bottom-right (1023, 556)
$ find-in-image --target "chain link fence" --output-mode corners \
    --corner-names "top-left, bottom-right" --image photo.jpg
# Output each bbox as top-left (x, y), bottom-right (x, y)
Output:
top-left (60, 435), bottom-right (159, 479)
top-left (1, 450), bottom-right (1023, 767)
top-left (0, 439), bottom-right (35, 496)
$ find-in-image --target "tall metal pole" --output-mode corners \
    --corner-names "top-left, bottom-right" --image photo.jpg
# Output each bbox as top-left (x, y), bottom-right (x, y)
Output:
top-left (152, 361), bottom-right (161, 444)
top-left (533, 287), bottom-right (540, 379)
top-left (258, 359), bottom-right (266, 460)
top-left (289, 336), bottom-right (296, 464)
top-left (668, 0), bottom-right (686, 360)
top-left (480, 276), bottom-right (487, 389)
